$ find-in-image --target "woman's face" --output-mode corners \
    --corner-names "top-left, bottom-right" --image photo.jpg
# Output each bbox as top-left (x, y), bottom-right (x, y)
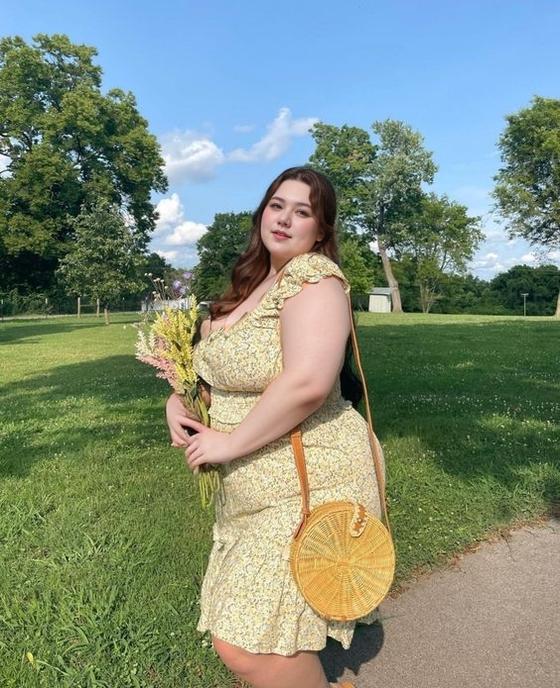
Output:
top-left (260, 179), bottom-right (324, 264)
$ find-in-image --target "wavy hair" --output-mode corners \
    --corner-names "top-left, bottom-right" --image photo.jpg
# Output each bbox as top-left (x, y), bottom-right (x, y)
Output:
top-left (205, 165), bottom-right (364, 407)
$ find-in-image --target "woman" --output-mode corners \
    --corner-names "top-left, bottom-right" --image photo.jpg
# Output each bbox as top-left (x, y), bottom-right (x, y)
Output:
top-left (165, 166), bottom-right (384, 688)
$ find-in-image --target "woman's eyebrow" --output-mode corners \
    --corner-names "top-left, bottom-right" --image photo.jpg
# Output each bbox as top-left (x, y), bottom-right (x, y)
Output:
top-left (271, 195), bottom-right (312, 208)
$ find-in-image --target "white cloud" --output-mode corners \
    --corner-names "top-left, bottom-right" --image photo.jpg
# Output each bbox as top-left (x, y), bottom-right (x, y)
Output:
top-left (233, 123), bottom-right (256, 133)
top-left (156, 249), bottom-right (178, 262)
top-left (159, 130), bottom-right (226, 184)
top-left (157, 107), bottom-right (318, 186)
top-left (166, 220), bottom-right (208, 246)
top-left (155, 193), bottom-right (184, 233)
top-left (151, 192), bottom-right (208, 254)
top-left (0, 154), bottom-right (11, 177)
top-left (520, 251), bottom-right (539, 265)
top-left (482, 218), bottom-right (509, 242)
top-left (228, 107), bottom-right (319, 163)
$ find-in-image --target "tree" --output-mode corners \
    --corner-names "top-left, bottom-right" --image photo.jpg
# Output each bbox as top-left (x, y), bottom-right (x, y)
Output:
top-left (492, 96), bottom-right (560, 316)
top-left (308, 124), bottom-right (376, 235)
top-left (429, 272), bottom-right (496, 315)
top-left (489, 264), bottom-right (560, 316)
top-left (338, 235), bottom-right (379, 308)
top-left (309, 119), bottom-right (437, 312)
top-left (56, 200), bottom-right (145, 323)
top-left (0, 33), bottom-right (167, 292)
top-left (141, 251), bottom-right (169, 283)
top-left (398, 193), bottom-right (483, 312)
top-left (191, 212), bottom-right (253, 301)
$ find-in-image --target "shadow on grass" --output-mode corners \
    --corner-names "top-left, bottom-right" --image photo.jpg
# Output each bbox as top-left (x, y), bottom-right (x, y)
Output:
top-left (0, 354), bottom-right (169, 478)
top-left (0, 319), bottom-right (112, 345)
top-left (0, 313), bottom-right (140, 345)
top-left (2, 317), bottom-right (559, 503)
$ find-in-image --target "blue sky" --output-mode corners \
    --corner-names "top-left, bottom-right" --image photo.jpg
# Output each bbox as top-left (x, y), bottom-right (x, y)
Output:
top-left (3, 0), bottom-right (560, 279)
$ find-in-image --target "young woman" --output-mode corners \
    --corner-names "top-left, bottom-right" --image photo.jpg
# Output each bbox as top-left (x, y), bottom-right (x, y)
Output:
top-left (165, 166), bottom-right (384, 688)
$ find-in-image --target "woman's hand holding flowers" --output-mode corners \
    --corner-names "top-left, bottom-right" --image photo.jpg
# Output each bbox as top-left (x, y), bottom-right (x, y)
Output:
top-left (166, 393), bottom-right (199, 448)
top-left (181, 417), bottom-right (237, 470)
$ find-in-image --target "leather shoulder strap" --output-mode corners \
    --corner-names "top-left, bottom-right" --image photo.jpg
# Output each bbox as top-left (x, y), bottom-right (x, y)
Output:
top-left (275, 262), bottom-right (392, 539)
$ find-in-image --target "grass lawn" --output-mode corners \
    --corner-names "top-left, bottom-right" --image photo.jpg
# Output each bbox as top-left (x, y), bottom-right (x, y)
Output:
top-left (1, 312), bottom-right (558, 687)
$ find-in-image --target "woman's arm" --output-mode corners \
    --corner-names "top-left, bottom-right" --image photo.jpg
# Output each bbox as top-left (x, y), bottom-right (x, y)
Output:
top-left (228, 276), bottom-right (350, 459)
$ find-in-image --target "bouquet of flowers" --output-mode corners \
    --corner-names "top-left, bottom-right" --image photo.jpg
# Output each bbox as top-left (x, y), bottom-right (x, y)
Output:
top-left (134, 272), bottom-right (222, 508)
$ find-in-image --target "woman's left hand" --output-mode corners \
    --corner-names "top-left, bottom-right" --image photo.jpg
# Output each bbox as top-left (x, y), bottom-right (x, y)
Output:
top-left (180, 417), bottom-right (237, 470)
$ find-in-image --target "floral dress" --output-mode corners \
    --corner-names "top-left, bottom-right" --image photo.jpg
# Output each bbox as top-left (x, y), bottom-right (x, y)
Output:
top-left (191, 251), bottom-right (384, 656)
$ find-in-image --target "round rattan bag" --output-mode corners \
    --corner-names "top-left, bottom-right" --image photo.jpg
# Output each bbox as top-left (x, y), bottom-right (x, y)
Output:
top-left (289, 499), bottom-right (395, 621)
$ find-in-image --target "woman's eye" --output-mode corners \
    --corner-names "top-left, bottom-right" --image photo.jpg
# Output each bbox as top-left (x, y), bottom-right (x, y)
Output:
top-left (269, 202), bottom-right (309, 216)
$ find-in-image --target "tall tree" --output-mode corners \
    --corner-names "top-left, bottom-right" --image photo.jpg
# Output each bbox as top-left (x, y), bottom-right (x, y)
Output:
top-left (398, 193), bottom-right (483, 312)
top-left (0, 33), bottom-right (167, 291)
top-left (309, 120), bottom-right (437, 312)
top-left (492, 96), bottom-right (560, 316)
top-left (56, 200), bottom-right (145, 322)
top-left (308, 123), bottom-right (376, 236)
top-left (191, 212), bottom-right (253, 301)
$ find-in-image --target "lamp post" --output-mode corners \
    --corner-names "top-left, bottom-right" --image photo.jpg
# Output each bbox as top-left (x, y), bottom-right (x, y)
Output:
top-left (521, 292), bottom-right (529, 317)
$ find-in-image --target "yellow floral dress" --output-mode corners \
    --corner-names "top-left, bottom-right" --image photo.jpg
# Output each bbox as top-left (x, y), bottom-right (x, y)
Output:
top-left (192, 251), bottom-right (385, 656)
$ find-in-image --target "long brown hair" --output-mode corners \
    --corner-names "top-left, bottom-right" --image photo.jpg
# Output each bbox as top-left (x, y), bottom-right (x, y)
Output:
top-left (208, 165), bottom-right (364, 407)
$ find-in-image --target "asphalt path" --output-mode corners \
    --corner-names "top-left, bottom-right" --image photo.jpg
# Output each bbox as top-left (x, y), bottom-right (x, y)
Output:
top-left (320, 517), bottom-right (560, 688)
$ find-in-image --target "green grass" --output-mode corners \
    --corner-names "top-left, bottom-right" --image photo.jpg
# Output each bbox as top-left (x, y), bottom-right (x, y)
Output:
top-left (1, 312), bottom-right (559, 687)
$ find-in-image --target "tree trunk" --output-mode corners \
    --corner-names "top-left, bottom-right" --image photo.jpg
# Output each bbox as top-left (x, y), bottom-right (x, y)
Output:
top-left (104, 307), bottom-right (110, 325)
top-left (555, 289), bottom-right (560, 318)
top-left (377, 239), bottom-right (403, 313)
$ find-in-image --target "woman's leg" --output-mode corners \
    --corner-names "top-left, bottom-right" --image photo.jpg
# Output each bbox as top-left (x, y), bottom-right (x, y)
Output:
top-left (212, 635), bottom-right (332, 688)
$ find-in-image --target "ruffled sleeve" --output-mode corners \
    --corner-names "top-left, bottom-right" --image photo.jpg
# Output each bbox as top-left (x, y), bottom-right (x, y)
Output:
top-left (255, 252), bottom-right (350, 327)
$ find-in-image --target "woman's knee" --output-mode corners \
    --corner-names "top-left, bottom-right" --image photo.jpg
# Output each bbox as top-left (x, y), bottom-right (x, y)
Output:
top-left (211, 635), bottom-right (255, 676)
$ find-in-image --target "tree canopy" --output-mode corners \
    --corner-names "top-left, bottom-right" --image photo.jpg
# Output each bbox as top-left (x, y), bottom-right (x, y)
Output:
top-left (493, 96), bottom-right (560, 315)
top-left (0, 33), bottom-right (167, 291)
top-left (309, 119), bottom-right (441, 312)
top-left (56, 199), bottom-right (146, 312)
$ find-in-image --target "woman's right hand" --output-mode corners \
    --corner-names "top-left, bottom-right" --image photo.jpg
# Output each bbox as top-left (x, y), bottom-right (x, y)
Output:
top-left (166, 393), bottom-right (199, 448)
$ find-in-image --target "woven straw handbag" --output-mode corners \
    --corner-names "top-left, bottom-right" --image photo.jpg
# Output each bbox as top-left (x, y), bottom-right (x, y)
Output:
top-left (284, 281), bottom-right (396, 622)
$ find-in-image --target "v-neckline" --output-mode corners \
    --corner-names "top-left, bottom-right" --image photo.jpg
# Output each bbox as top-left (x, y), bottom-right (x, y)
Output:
top-left (207, 253), bottom-right (305, 337)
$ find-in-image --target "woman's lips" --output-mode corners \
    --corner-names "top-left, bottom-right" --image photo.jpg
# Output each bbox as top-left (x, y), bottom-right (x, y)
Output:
top-left (272, 231), bottom-right (290, 240)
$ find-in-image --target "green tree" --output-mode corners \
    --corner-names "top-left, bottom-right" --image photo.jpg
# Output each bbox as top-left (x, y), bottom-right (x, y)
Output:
top-left (338, 235), bottom-right (379, 309)
top-left (398, 193), bottom-right (483, 312)
top-left (430, 272), bottom-right (499, 315)
top-left (56, 200), bottom-right (145, 322)
top-left (0, 33), bottom-right (167, 292)
top-left (489, 264), bottom-right (560, 316)
top-left (308, 123), bottom-right (376, 235)
top-left (191, 212), bottom-right (253, 301)
top-left (141, 251), bottom-right (170, 283)
top-left (492, 96), bottom-right (560, 316)
top-left (309, 119), bottom-right (437, 312)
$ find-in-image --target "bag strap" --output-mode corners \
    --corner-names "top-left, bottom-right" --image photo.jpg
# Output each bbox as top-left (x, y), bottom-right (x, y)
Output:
top-left (274, 263), bottom-right (392, 541)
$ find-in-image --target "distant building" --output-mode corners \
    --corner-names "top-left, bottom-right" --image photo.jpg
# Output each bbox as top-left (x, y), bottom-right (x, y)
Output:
top-left (369, 287), bottom-right (393, 313)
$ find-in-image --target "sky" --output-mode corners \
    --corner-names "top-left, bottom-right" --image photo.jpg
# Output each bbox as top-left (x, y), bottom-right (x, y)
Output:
top-left (3, 0), bottom-right (560, 280)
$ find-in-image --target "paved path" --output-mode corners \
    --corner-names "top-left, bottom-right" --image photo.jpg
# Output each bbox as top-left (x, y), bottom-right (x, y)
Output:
top-left (320, 517), bottom-right (560, 688)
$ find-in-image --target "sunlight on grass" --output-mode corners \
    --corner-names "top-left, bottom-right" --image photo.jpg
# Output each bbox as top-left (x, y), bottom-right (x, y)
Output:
top-left (1, 312), bottom-right (558, 686)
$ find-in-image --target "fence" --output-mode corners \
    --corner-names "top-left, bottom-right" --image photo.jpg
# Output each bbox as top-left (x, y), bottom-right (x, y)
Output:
top-left (0, 291), bottom-right (143, 319)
